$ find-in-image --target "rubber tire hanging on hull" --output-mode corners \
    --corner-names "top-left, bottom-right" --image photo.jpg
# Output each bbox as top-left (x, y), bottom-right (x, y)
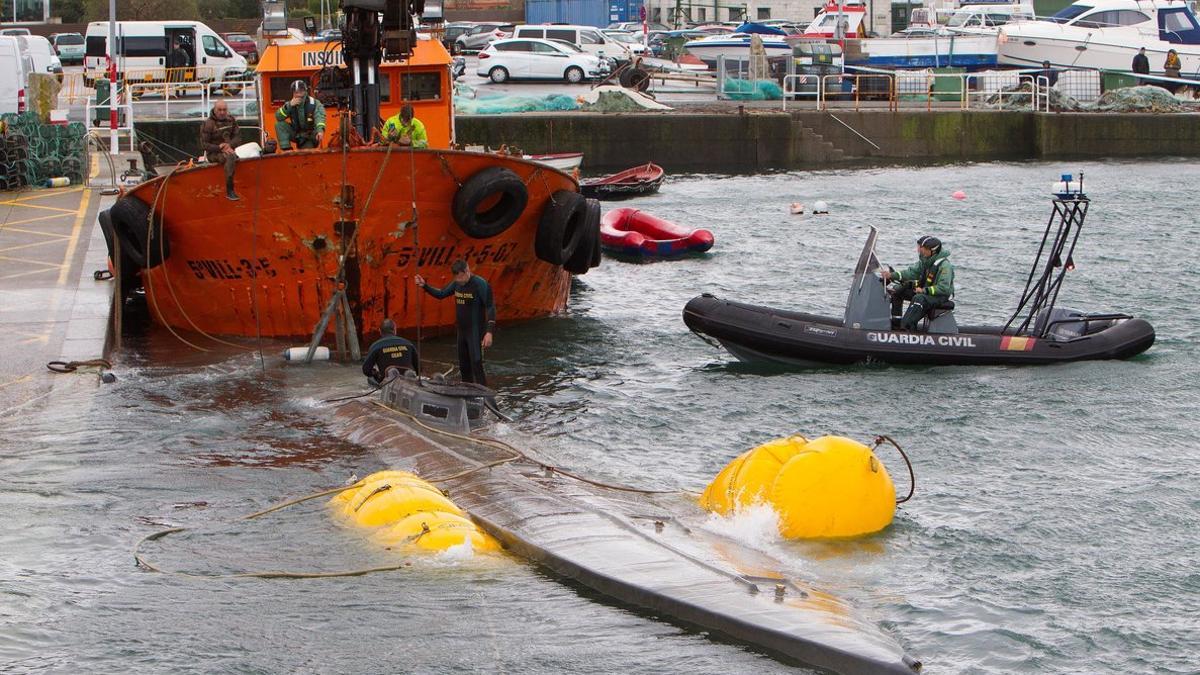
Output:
top-left (564, 197), bottom-right (602, 274)
top-left (536, 190), bottom-right (587, 266)
top-left (452, 166), bottom-right (528, 239)
top-left (106, 195), bottom-right (168, 269)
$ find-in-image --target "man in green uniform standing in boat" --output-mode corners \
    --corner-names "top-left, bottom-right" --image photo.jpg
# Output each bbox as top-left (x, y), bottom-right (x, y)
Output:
top-left (881, 235), bottom-right (955, 331)
top-left (361, 318), bottom-right (419, 385)
top-left (275, 80), bottom-right (326, 150)
top-left (414, 260), bottom-right (496, 386)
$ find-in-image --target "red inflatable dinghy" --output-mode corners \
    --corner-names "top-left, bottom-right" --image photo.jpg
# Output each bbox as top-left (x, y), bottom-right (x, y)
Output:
top-left (600, 208), bottom-right (714, 258)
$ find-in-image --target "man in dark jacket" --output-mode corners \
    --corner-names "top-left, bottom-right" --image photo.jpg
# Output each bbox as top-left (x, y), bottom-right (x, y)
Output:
top-left (881, 235), bottom-right (955, 331)
top-left (167, 37), bottom-right (191, 97)
top-left (362, 318), bottom-right (419, 385)
top-left (1132, 47), bottom-right (1150, 84)
top-left (415, 260), bottom-right (496, 386)
top-left (199, 100), bottom-right (240, 201)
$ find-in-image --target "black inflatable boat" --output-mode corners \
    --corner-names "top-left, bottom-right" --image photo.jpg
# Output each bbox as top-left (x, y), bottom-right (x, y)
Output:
top-left (684, 176), bottom-right (1155, 367)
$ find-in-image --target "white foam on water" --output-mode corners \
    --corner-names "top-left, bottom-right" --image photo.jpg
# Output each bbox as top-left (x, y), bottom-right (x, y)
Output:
top-left (700, 502), bottom-right (785, 552)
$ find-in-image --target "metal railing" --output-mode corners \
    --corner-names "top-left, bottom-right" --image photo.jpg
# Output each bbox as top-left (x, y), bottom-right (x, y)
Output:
top-left (84, 94), bottom-right (137, 153)
top-left (123, 79), bottom-right (258, 121)
top-left (777, 65), bottom-right (1151, 112)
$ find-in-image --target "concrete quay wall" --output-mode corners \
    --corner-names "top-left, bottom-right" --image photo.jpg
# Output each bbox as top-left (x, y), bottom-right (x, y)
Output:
top-left (137, 112), bottom-right (1200, 172)
top-left (455, 111), bottom-right (1200, 170)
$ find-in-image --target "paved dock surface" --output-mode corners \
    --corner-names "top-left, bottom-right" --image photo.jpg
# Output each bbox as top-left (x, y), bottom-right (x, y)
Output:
top-left (0, 186), bottom-right (110, 417)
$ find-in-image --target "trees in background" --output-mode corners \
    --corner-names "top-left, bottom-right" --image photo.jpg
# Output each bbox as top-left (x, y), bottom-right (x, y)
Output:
top-left (77, 0), bottom-right (262, 22)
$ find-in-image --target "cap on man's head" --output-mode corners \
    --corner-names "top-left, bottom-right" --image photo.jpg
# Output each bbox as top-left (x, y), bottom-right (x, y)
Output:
top-left (291, 79), bottom-right (308, 93)
top-left (917, 235), bottom-right (942, 251)
top-left (380, 318), bottom-right (396, 335)
top-left (450, 259), bottom-right (468, 274)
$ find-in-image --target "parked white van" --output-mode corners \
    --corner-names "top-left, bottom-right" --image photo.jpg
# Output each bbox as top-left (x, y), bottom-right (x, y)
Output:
top-left (0, 35), bottom-right (33, 114)
top-left (511, 25), bottom-right (632, 62)
top-left (18, 35), bottom-right (64, 83)
top-left (83, 21), bottom-right (247, 87)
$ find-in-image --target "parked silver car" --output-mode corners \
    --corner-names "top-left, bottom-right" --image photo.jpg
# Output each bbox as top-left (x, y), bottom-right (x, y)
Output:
top-left (454, 23), bottom-right (513, 53)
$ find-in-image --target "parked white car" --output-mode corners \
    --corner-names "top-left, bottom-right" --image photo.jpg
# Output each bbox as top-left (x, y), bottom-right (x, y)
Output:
top-left (18, 35), bottom-right (63, 83)
top-left (511, 24), bottom-right (632, 62)
top-left (602, 29), bottom-right (649, 55)
top-left (477, 38), bottom-right (606, 84)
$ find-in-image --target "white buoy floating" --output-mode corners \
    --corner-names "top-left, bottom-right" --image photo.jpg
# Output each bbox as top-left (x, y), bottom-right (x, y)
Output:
top-left (282, 346), bottom-right (331, 362)
top-left (812, 200), bottom-right (829, 214)
top-left (789, 202), bottom-right (805, 215)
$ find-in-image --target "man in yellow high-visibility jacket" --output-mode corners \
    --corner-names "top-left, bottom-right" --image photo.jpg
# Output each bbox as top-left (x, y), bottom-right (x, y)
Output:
top-left (381, 104), bottom-right (428, 148)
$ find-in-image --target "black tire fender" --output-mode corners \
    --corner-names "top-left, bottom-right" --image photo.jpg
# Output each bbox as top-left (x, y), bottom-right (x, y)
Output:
top-left (536, 191), bottom-right (588, 266)
top-left (564, 198), bottom-right (601, 274)
top-left (108, 195), bottom-right (168, 268)
top-left (452, 166), bottom-right (528, 239)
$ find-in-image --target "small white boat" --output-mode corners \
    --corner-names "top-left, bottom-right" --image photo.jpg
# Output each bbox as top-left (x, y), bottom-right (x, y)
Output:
top-left (847, 30), bottom-right (999, 70)
top-left (843, 5), bottom-right (1031, 71)
top-left (998, 0), bottom-right (1200, 74)
top-left (525, 152), bottom-right (583, 172)
top-left (684, 31), bottom-right (793, 68)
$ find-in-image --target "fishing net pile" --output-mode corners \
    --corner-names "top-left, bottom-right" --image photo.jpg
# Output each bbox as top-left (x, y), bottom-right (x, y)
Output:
top-left (986, 82), bottom-right (1200, 113)
top-left (721, 78), bottom-right (783, 101)
top-left (1089, 85), bottom-right (1200, 112)
top-left (0, 113), bottom-right (87, 190)
top-left (453, 84), bottom-right (671, 114)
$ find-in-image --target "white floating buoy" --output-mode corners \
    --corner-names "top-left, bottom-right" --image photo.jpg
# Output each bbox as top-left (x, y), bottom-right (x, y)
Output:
top-left (283, 346), bottom-right (330, 362)
top-left (789, 202), bottom-right (805, 215)
top-left (952, 190), bottom-right (967, 201)
top-left (812, 200), bottom-right (829, 214)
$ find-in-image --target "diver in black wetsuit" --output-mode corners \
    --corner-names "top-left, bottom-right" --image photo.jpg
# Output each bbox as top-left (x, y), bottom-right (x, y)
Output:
top-left (415, 260), bottom-right (496, 386)
top-left (361, 318), bottom-right (419, 385)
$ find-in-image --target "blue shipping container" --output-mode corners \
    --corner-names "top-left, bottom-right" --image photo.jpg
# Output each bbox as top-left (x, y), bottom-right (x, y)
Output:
top-left (525, 0), bottom-right (644, 27)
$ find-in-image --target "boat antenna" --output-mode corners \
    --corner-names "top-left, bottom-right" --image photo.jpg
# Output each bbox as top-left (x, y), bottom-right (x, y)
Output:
top-left (1002, 172), bottom-right (1088, 336)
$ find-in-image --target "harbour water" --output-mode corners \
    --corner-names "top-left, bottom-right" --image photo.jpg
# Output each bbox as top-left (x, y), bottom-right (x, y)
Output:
top-left (2, 160), bottom-right (1197, 673)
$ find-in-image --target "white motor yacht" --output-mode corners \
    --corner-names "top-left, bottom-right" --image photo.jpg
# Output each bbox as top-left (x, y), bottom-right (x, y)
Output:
top-left (998, 0), bottom-right (1200, 76)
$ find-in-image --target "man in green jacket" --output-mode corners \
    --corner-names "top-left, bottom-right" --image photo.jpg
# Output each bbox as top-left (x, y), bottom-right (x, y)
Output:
top-left (881, 235), bottom-right (955, 331)
top-left (275, 80), bottom-right (326, 150)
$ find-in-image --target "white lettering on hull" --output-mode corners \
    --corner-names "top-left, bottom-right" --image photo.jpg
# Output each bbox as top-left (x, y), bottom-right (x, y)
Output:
top-left (865, 332), bottom-right (977, 348)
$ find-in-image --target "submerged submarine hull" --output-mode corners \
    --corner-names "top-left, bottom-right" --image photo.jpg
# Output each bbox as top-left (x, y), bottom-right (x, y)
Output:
top-left (336, 400), bottom-right (921, 675)
top-left (683, 295), bottom-right (1156, 367)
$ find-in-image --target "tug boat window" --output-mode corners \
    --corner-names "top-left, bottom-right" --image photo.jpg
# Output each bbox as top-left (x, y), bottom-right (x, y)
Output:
top-left (400, 72), bottom-right (441, 101)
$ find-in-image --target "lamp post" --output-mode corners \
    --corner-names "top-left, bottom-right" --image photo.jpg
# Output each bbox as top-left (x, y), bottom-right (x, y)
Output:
top-left (108, 0), bottom-right (118, 156)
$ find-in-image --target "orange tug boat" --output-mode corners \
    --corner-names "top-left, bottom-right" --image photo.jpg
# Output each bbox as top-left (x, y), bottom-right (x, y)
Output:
top-left (100, 16), bottom-right (599, 342)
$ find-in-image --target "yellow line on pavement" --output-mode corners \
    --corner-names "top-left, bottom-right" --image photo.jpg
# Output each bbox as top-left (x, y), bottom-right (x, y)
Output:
top-left (0, 255), bottom-right (63, 269)
top-left (0, 239), bottom-right (72, 255)
top-left (57, 189), bottom-right (92, 286)
top-left (0, 213), bottom-right (71, 229)
top-left (4, 187), bottom-right (85, 203)
top-left (0, 201), bottom-right (78, 214)
top-left (0, 268), bottom-right (59, 281)
top-left (1, 226), bottom-right (72, 239)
